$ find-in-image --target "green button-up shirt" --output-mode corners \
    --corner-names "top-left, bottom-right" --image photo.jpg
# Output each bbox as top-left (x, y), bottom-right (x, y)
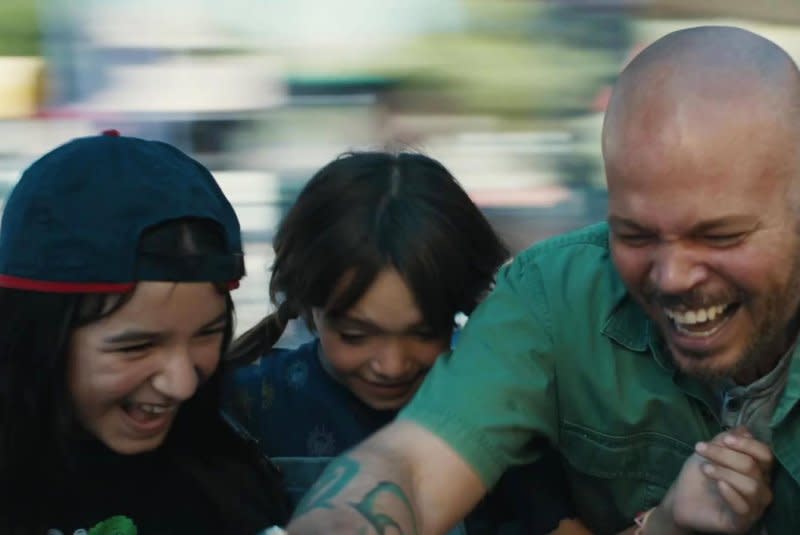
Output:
top-left (400, 223), bottom-right (800, 534)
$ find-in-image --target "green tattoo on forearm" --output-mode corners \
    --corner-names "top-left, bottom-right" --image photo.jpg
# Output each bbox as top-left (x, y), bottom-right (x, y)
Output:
top-left (350, 481), bottom-right (419, 535)
top-left (294, 456), bottom-right (361, 516)
top-left (293, 457), bottom-right (419, 535)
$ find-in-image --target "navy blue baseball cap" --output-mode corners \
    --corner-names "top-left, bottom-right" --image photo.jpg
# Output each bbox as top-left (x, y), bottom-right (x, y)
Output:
top-left (0, 131), bottom-right (245, 293)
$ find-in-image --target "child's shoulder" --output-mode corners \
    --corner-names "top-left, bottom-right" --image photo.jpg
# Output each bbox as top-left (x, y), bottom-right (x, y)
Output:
top-left (231, 339), bottom-right (321, 387)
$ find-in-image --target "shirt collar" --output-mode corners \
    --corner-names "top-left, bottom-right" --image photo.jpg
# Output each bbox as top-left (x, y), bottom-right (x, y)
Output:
top-left (600, 270), bottom-right (677, 374)
top-left (772, 342), bottom-right (800, 427)
top-left (600, 267), bottom-right (650, 353)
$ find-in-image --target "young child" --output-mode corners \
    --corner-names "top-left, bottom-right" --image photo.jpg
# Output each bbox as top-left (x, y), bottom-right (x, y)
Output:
top-left (225, 151), bottom-right (578, 534)
top-left (0, 132), bottom-right (288, 535)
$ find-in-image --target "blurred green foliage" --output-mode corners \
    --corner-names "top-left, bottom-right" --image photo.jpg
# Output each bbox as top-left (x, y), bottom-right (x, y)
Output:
top-left (361, 1), bottom-right (632, 117)
top-left (0, 0), bottom-right (40, 56)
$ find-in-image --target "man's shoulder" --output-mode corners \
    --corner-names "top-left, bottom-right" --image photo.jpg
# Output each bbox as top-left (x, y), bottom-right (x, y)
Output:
top-left (509, 222), bottom-right (617, 286)
top-left (496, 222), bottom-right (629, 329)
top-left (518, 221), bottom-right (610, 263)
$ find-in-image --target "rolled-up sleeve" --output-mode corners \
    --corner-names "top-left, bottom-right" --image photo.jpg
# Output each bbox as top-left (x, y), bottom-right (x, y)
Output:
top-left (399, 255), bottom-right (558, 488)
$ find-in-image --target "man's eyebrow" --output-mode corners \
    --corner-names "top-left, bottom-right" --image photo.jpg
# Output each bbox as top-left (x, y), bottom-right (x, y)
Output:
top-left (607, 215), bottom-right (758, 233)
top-left (607, 215), bottom-right (649, 230)
top-left (690, 215), bottom-right (758, 233)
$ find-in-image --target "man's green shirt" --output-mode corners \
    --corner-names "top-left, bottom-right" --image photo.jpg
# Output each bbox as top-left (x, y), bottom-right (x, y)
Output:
top-left (400, 223), bottom-right (800, 534)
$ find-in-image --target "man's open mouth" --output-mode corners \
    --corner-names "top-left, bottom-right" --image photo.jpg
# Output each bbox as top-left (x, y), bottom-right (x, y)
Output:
top-left (664, 302), bottom-right (740, 338)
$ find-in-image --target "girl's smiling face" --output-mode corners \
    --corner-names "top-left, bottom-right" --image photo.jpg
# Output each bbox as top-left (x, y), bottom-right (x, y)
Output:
top-left (67, 281), bottom-right (228, 454)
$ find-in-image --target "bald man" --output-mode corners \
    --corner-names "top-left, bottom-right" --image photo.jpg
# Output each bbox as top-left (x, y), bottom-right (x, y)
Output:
top-left (285, 27), bottom-right (800, 535)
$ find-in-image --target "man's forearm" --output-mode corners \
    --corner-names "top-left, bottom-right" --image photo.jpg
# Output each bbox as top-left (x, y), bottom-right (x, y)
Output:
top-left (288, 449), bottom-right (422, 534)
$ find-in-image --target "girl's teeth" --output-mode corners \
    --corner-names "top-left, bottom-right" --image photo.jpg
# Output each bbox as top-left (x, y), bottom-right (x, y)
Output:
top-left (137, 404), bottom-right (170, 414)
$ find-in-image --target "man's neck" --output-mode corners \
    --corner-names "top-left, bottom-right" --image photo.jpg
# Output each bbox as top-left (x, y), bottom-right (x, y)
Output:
top-left (733, 329), bottom-right (797, 385)
top-left (734, 355), bottom-right (781, 385)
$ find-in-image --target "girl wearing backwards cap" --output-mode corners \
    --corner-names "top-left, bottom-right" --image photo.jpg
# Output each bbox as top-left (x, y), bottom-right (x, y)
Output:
top-left (0, 133), bottom-right (288, 535)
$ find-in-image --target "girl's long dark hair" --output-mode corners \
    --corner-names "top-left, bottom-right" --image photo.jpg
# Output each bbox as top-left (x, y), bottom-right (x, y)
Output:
top-left (229, 151), bottom-right (510, 364)
top-left (0, 219), bottom-right (288, 534)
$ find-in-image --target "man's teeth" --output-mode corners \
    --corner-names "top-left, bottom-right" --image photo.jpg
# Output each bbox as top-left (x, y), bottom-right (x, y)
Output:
top-left (664, 304), bottom-right (727, 325)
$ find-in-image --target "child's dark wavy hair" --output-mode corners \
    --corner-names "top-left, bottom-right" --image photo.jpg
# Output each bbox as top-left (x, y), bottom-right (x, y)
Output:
top-left (229, 151), bottom-right (509, 363)
top-left (0, 219), bottom-right (288, 534)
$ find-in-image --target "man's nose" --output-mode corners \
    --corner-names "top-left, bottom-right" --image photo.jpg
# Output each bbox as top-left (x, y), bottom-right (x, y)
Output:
top-left (648, 243), bottom-right (708, 296)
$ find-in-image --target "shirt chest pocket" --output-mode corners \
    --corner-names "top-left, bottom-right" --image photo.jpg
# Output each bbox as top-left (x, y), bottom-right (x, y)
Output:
top-left (559, 421), bottom-right (693, 535)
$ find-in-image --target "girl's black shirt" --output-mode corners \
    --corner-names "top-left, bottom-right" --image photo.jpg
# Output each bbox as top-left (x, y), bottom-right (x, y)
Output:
top-left (45, 439), bottom-right (224, 535)
top-left (42, 418), bottom-right (288, 535)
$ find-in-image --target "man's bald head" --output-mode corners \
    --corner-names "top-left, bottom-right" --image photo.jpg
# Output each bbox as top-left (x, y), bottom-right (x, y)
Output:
top-left (602, 25), bottom-right (800, 216)
top-left (603, 26), bottom-right (800, 171)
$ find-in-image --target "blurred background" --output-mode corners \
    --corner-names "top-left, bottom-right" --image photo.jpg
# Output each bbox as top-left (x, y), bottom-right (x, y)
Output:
top-left (2, 0), bottom-right (800, 336)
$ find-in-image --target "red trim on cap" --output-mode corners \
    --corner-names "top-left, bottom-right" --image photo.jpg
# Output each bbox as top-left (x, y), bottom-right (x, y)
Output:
top-left (0, 275), bottom-right (135, 293)
top-left (101, 128), bottom-right (121, 137)
top-left (0, 275), bottom-right (242, 293)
